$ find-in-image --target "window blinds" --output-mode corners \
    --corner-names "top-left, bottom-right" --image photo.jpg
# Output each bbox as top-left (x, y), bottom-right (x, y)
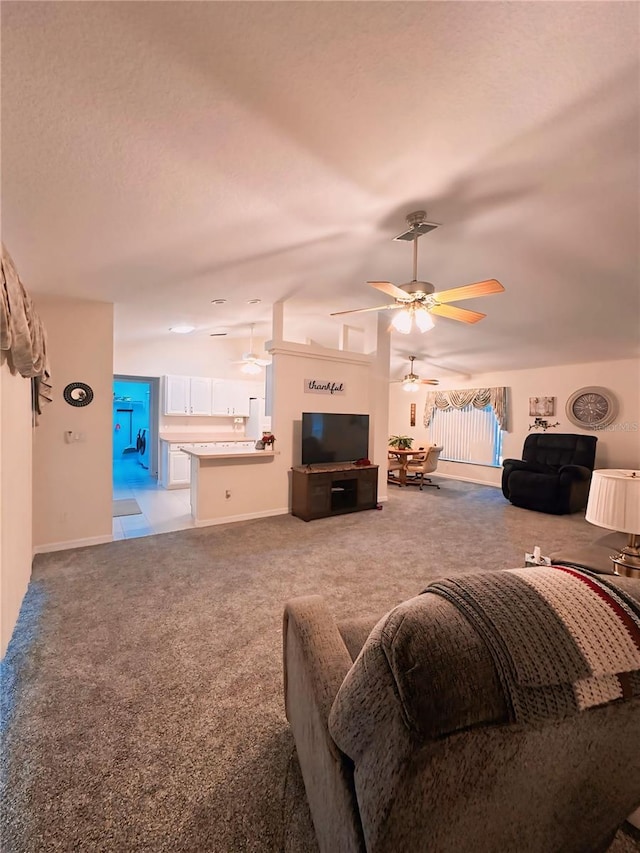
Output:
top-left (429, 404), bottom-right (503, 467)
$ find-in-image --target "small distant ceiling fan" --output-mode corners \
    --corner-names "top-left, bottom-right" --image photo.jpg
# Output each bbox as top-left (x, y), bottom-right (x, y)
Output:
top-left (232, 324), bottom-right (270, 374)
top-left (330, 210), bottom-right (504, 333)
top-left (392, 356), bottom-right (439, 393)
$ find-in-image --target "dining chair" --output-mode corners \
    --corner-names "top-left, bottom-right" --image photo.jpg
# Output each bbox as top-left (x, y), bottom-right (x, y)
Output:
top-left (405, 445), bottom-right (443, 490)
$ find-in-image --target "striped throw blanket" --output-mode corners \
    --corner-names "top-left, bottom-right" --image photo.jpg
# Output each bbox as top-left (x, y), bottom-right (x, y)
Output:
top-left (425, 566), bottom-right (640, 724)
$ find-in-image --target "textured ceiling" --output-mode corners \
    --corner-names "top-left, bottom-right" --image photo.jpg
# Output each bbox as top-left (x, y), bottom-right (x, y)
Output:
top-left (2, 1), bottom-right (639, 379)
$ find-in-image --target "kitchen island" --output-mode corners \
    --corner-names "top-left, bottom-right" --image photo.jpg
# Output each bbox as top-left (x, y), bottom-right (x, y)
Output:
top-left (182, 447), bottom-right (281, 526)
top-left (159, 436), bottom-right (257, 489)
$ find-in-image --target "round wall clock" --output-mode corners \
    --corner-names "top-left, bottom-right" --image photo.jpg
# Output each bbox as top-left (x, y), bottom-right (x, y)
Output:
top-left (565, 386), bottom-right (617, 430)
top-left (63, 382), bottom-right (94, 407)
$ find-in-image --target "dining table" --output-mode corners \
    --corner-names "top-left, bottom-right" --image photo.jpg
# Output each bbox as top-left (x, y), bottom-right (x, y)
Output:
top-left (388, 448), bottom-right (425, 486)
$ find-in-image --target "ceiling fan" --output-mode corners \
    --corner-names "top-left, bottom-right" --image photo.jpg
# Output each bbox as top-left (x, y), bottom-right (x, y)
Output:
top-left (232, 324), bottom-right (270, 374)
top-left (330, 210), bottom-right (504, 333)
top-left (392, 356), bottom-right (439, 393)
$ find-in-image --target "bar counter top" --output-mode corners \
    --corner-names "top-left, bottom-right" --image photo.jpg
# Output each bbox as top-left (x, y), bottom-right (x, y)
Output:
top-left (182, 448), bottom-right (276, 460)
top-left (159, 434), bottom-right (252, 443)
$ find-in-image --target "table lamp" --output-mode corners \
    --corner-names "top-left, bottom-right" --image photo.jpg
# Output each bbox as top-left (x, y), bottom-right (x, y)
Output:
top-left (585, 469), bottom-right (640, 578)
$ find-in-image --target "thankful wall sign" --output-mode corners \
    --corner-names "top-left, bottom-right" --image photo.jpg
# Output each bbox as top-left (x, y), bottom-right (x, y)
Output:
top-left (304, 378), bottom-right (345, 396)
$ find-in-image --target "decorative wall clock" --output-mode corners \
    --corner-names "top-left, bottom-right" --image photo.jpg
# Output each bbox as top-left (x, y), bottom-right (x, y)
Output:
top-left (63, 382), bottom-right (94, 407)
top-left (565, 387), bottom-right (617, 430)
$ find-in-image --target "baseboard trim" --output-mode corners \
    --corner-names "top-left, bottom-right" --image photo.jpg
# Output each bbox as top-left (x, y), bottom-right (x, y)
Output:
top-left (33, 534), bottom-right (113, 555)
top-left (434, 472), bottom-right (501, 489)
top-left (193, 507), bottom-right (290, 528)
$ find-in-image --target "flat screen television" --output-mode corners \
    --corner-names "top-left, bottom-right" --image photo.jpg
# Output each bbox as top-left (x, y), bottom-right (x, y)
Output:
top-left (301, 412), bottom-right (370, 465)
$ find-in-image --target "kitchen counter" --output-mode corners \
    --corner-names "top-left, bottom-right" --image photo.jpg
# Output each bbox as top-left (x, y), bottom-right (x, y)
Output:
top-left (185, 446), bottom-right (279, 525)
top-left (159, 434), bottom-right (251, 443)
top-left (183, 448), bottom-right (276, 460)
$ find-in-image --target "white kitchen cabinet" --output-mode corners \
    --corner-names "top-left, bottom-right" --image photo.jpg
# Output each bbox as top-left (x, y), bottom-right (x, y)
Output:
top-left (164, 375), bottom-right (190, 415)
top-left (160, 442), bottom-right (193, 489)
top-left (212, 380), bottom-right (251, 417)
top-left (168, 449), bottom-right (191, 486)
top-left (164, 375), bottom-right (250, 418)
top-left (189, 377), bottom-right (212, 415)
top-left (163, 375), bottom-right (212, 416)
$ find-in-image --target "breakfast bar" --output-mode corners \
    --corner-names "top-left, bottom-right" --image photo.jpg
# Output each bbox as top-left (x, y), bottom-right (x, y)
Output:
top-left (182, 447), bottom-right (278, 525)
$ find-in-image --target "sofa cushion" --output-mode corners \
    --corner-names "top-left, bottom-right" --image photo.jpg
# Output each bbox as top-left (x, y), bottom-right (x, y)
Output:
top-left (331, 593), bottom-right (508, 744)
top-left (509, 470), bottom-right (561, 505)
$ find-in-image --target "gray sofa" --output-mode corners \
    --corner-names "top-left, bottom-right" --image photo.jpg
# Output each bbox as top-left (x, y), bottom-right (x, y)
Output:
top-left (283, 575), bottom-right (640, 853)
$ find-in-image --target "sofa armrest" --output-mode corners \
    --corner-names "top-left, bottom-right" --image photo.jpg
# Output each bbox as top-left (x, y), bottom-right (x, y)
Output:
top-left (283, 596), bottom-right (365, 852)
top-left (504, 459), bottom-right (558, 475)
top-left (558, 464), bottom-right (592, 482)
top-left (502, 458), bottom-right (527, 470)
top-left (283, 595), bottom-right (354, 731)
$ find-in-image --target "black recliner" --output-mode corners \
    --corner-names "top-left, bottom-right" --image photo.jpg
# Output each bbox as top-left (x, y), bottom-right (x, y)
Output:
top-left (502, 433), bottom-right (598, 515)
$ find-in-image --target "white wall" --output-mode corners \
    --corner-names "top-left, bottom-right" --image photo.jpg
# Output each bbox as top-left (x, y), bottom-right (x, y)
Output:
top-left (116, 334), bottom-right (268, 437)
top-left (191, 336), bottom-right (389, 524)
top-left (114, 332), bottom-right (267, 380)
top-left (389, 357), bottom-right (640, 486)
top-left (32, 296), bottom-right (114, 551)
top-left (259, 342), bottom-right (378, 515)
top-left (0, 354), bottom-right (33, 658)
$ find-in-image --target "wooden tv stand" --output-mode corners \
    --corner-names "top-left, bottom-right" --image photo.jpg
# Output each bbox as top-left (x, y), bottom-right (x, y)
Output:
top-left (291, 464), bottom-right (379, 522)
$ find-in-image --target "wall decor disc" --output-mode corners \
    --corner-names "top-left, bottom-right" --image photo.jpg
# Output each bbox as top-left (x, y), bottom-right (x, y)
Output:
top-left (63, 382), bottom-right (94, 407)
top-left (565, 386), bottom-right (617, 430)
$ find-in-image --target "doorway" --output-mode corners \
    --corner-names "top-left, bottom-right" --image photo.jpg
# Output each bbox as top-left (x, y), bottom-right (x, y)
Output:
top-left (112, 375), bottom-right (193, 540)
top-left (112, 376), bottom-right (159, 486)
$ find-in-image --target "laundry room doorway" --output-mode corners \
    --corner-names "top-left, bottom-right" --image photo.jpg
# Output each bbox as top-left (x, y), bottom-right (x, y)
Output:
top-left (112, 375), bottom-right (160, 488)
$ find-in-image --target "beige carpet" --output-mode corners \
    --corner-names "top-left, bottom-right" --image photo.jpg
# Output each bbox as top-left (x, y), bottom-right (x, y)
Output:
top-left (2, 479), bottom-right (638, 851)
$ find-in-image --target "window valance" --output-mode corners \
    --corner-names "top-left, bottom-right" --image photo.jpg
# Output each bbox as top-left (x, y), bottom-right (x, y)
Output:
top-left (423, 387), bottom-right (508, 431)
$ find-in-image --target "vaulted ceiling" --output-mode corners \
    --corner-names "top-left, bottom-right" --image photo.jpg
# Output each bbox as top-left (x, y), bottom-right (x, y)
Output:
top-left (2, 2), bottom-right (638, 379)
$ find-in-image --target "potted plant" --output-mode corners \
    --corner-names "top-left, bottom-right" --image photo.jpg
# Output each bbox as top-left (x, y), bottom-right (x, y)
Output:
top-left (389, 435), bottom-right (413, 450)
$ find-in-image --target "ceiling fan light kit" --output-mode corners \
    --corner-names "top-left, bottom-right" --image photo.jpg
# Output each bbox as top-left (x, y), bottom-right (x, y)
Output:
top-left (391, 309), bottom-right (413, 334)
top-left (240, 361), bottom-right (262, 375)
top-left (331, 211), bottom-right (504, 334)
top-left (413, 306), bottom-right (434, 333)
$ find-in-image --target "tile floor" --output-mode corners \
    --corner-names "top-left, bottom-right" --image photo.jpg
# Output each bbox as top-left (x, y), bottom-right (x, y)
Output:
top-left (112, 457), bottom-right (195, 541)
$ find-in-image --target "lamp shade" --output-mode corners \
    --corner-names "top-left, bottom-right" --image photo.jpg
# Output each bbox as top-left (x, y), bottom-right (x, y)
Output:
top-left (391, 309), bottom-right (412, 334)
top-left (585, 469), bottom-right (640, 534)
top-left (414, 307), bottom-right (435, 333)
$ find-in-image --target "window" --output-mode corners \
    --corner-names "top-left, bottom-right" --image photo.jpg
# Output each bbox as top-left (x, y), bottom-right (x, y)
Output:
top-left (429, 404), bottom-right (503, 467)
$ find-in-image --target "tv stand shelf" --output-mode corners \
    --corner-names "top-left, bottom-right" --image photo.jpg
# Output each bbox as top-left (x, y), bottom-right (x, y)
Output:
top-left (291, 465), bottom-right (379, 522)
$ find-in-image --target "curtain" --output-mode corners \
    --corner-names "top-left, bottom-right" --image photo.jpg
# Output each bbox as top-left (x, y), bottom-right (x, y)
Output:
top-left (1, 243), bottom-right (52, 419)
top-left (423, 387), bottom-right (508, 430)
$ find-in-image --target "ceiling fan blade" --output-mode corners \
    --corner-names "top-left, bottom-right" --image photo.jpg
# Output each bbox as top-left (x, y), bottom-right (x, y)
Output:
top-left (421, 379), bottom-right (440, 385)
top-left (330, 303), bottom-right (395, 316)
top-left (430, 304), bottom-right (486, 324)
top-left (368, 280), bottom-right (409, 300)
top-left (432, 279), bottom-right (504, 304)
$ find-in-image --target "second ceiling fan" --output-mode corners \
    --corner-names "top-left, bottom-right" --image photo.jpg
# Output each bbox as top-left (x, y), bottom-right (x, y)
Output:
top-left (232, 324), bottom-right (270, 374)
top-left (331, 210), bottom-right (504, 333)
top-left (392, 356), bottom-right (439, 392)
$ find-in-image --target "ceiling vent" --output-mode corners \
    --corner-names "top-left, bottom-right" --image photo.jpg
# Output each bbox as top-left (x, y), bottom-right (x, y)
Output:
top-left (393, 210), bottom-right (440, 241)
